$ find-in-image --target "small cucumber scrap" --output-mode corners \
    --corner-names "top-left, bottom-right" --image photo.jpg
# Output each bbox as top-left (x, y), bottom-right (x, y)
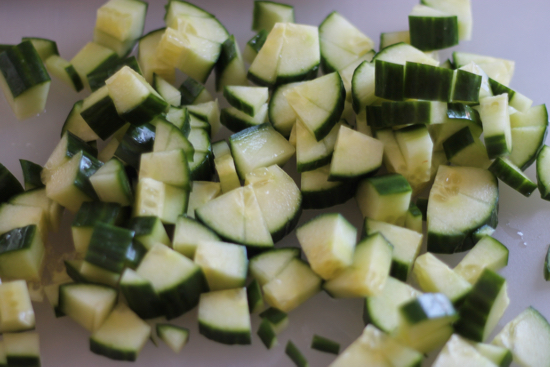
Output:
top-left (311, 335), bottom-right (340, 355)
top-left (285, 340), bottom-right (309, 367)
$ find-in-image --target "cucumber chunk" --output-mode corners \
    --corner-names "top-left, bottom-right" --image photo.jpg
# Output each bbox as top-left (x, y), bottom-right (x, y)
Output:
top-left (454, 236), bottom-right (509, 284)
top-left (488, 157), bottom-right (537, 197)
top-left (198, 288), bottom-right (251, 345)
top-left (408, 5), bottom-right (459, 51)
top-left (427, 165), bottom-right (499, 253)
top-left (90, 303), bottom-right (151, 361)
top-left (156, 323), bottom-right (189, 354)
top-left (3, 332), bottom-right (41, 367)
top-left (285, 340), bottom-right (308, 367)
top-left (249, 247), bottom-right (300, 286)
top-left (0, 280), bottom-right (35, 333)
top-left (433, 334), bottom-right (497, 367)
top-left (492, 307), bottom-right (550, 367)
top-left (194, 240), bottom-right (248, 291)
top-left (296, 213), bottom-right (357, 280)
top-left (537, 145), bottom-right (550, 200)
top-left (252, 1), bottom-right (294, 32)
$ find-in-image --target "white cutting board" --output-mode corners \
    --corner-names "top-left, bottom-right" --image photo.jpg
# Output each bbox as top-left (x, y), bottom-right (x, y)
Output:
top-left (0, 1), bottom-right (548, 366)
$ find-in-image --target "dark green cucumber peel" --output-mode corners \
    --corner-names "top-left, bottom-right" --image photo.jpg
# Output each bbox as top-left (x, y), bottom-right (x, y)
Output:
top-left (247, 30), bottom-right (268, 54)
top-left (275, 65), bottom-right (319, 87)
top-left (215, 35), bottom-right (239, 91)
top-left (179, 77), bottom-right (206, 105)
top-left (488, 158), bottom-right (537, 197)
top-left (375, 60), bottom-right (404, 101)
top-left (485, 135), bottom-right (510, 160)
top-left (409, 14), bottom-right (459, 51)
top-left (0, 162), bottom-right (24, 202)
top-left (447, 102), bottom-right (482, 124)
top-left (310, 335), bottom-right (340, 355)
top-left (545, 244), bottom-right (550, 281)
top-left (404, 62), bottom-right (453, 102)
top-left (80, 92), bottom-right (127, 141)
top-left (5, 355), bottom-right (41, 367)
top-left (0, 225), bottom-right (37, 255)
top-left (443, 126), bottom-right (475, 160)
top-left (259, 307), bottom-right (288, 328)
top-left (84, 222), bottom-right (136, 274)
top-left (89, 339), bottom-right (138, 362)
top-left (246, 279), bottom-right (264, 313)
top-left (301, 180), bottom-right (357, 210)
top-left (87, 56), bottom-right (141, 92)
top-left (451, 69), bottom-right (481, 104)
top-left (120, 273), bottom-right (164, 319)
top-left (285, 340), bottom-right (309, 367)
top-left (537, 146), bottom-right (550, 200)
top-left (454, 269), bottom-right (507, 342)
top-left (198, 322), bottom-right (252, 346)
top-left (257, 319), bottom-right (277, 349)
top-left (161, 268), bottom-right (208, 320)
top-left (0, 40), bottom-right (50, 98)
top-left (114, 123), bottom-right (156, 169)
top-left (73, 201), bottom-right (126, 229)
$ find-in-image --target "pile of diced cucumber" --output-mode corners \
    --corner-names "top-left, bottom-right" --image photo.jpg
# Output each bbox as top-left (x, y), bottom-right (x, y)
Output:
top-left (1, 0), bottom-right (550, 366)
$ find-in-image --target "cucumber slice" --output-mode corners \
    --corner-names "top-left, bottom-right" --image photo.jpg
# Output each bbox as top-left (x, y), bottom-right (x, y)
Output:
top-left (405, 203), bottom-right (423, 234)
top-left (186, 181), bottom-right (220, 218)
top-left (214, 150), bottom-right (241, 193)
top-left (247, 23), bottom-right (285, 86)
top-left (220, 104), bottom-right (268, 133)
top-left (58, 283), bottom-right (117, 332)
top-left (380, 30), bottom-right (410, 50)
top-left (455, 269), bottom-right (509, 342)
top-left (442, 126), bottom-right (491, 168)
top-left (375, 59), bottom-right (404, 101)
top-left (319, 11), bottom-right (374, 73)
top-left (245, 165), bottom-right (302, 242)
top-left (152, 117), bottom-right (194, 159)
top-left (230, 123), bottom-right (295, 179)
top-left (19, 160), bottom-right (44, 191)
top-left (128, 216), bottom-right (170, 251)
top-left (139, 149), bottom-right (191, 190)
top-left (153, 73), bottom-right (181, 106)
top-left (90, 303), bottom-right (151, 362)
top-left (363, 277), bottom-right (422, 334)
top-left (0, 280), bottom-right (35, 333)
top-left (427, 165), bottom-right (499, 253)
top-left (453, 52), bottom-right (515, 85)
top-left (252, 1), bottom-right (294, 32)
top-left (156, 324), bottom-right (189, 354)
top-left (61, 101), bottom-right (100, 143)
top-left (397, 293), bottom-right (458, 353)
top-left (492, 307), bottom-right (550, 367)
top-left (454, 236), bottom-right (509, 284)
top-left (474, 343), bottom-right (512, 367)
top-left (489, 78), bottom-right (532, 112)
top-left (173, 215), bottom-right (219, 258)
top-left (356, 173), bottom-right (412, 226)
top-left (0, 163), bottom-right (24, 203)
top-left (311, 335), bottom-right (340, 355)
top-left (119, 268), bottom-right (164, 319)
top-left (488, 157), bottom-right (537, 197)
top-left (89, 158), bottom-right (133, 206)
top-left (329, 125), bottom-right (384, 180)
top-left (136, 243), bottom-right (208, 319)
top-left (71, 201), bottom-right (126, 253)
top-left (260, 307), bottom-right (289, 334)
top-left (323, 233), bottom-right (393, 298)
top-left (0, 203), bottom-right (48, 242)
top-left (285, 340), bottom-right (308, 367)
top-left (2, 332), bottom-right (41, 367)
top-left (249, 247), bottom-right (300, 286)
top-left (479, 94), bottom-right (512, 158)
top-left (194, 240), bottom-right (248, 291)
top-left (363, 218), bottom-right (423, 281)
top-left (243, 30), bottom-right (268, 65)
top-left (179, 77), bottom-right (213, 105)
top-left (215, 35), bottom-right (248, 91)
top-left (81, 85), bottom-right (128, 141)
top-left (403, 61), bottom-right (454, 101)
top-left (301, 165), bottom-right (356, 210)
top-left (509, 104), bottom-right (549, 170)
top-left (246, 279), bottom-right (264, 314)
top-left (413, 253), bottom-right (472, 305)
top-left (537, 145), bottom-right (550, 201)
top-left (296, 119), bottom-right (341, 173)
top-left (138, 28), bottom-right (175, 84)
top-left (115, 123), bottom-right (155, 169)
top-left (262, 258), bottom-right (322, 312)
top-left (296, 213), bottom-right (357, 280)
top-left (450, 69), bottom-right (482, 104)
top-left (45, 151), bottom-right (102, 213)
top-left (0, 40), bottom-right (51, 120)
top-left (21, 37), bottom-right (58, 61)
top-left (196, 185), bottom-right (273, 248)
top-left (257, 318), bottom-right (278, 349)
top-left (269, 81), bottom-right (302, 137)
top-left (433, 334), bottom-right (497, 367)
top-left (71, 42), bottom-right (118, 90)
top-left (0, 212), bottom-right (45, 268)
top-left (373, 41), bottom-right (439, 66)
top-left (421, 0), bottom-right (473, 41)
top-left (198, 288), bottom-right (251, 345)
top-left (224, 86), bottom-right (269, 117)
top-left (187, 100), bottom-right (221, 136)
top-left (284, 72), bottom-right (345, 141)
top-left (93, 0), bottom-right (148, 57)
top-left (351, 60), bottom-right (376, 113)
top-left (87, 55), bottom-right (142, 92)
top-left (106, 66), bottom-right (168, 126)
top-left (408, 5), bottom-right (459, 51)
top-left (45, 55), bottom-right (83, 92)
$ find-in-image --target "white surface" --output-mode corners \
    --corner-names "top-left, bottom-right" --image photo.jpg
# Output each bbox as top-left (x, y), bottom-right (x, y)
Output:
top-left (0, 1), bottom-right (549, 366)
